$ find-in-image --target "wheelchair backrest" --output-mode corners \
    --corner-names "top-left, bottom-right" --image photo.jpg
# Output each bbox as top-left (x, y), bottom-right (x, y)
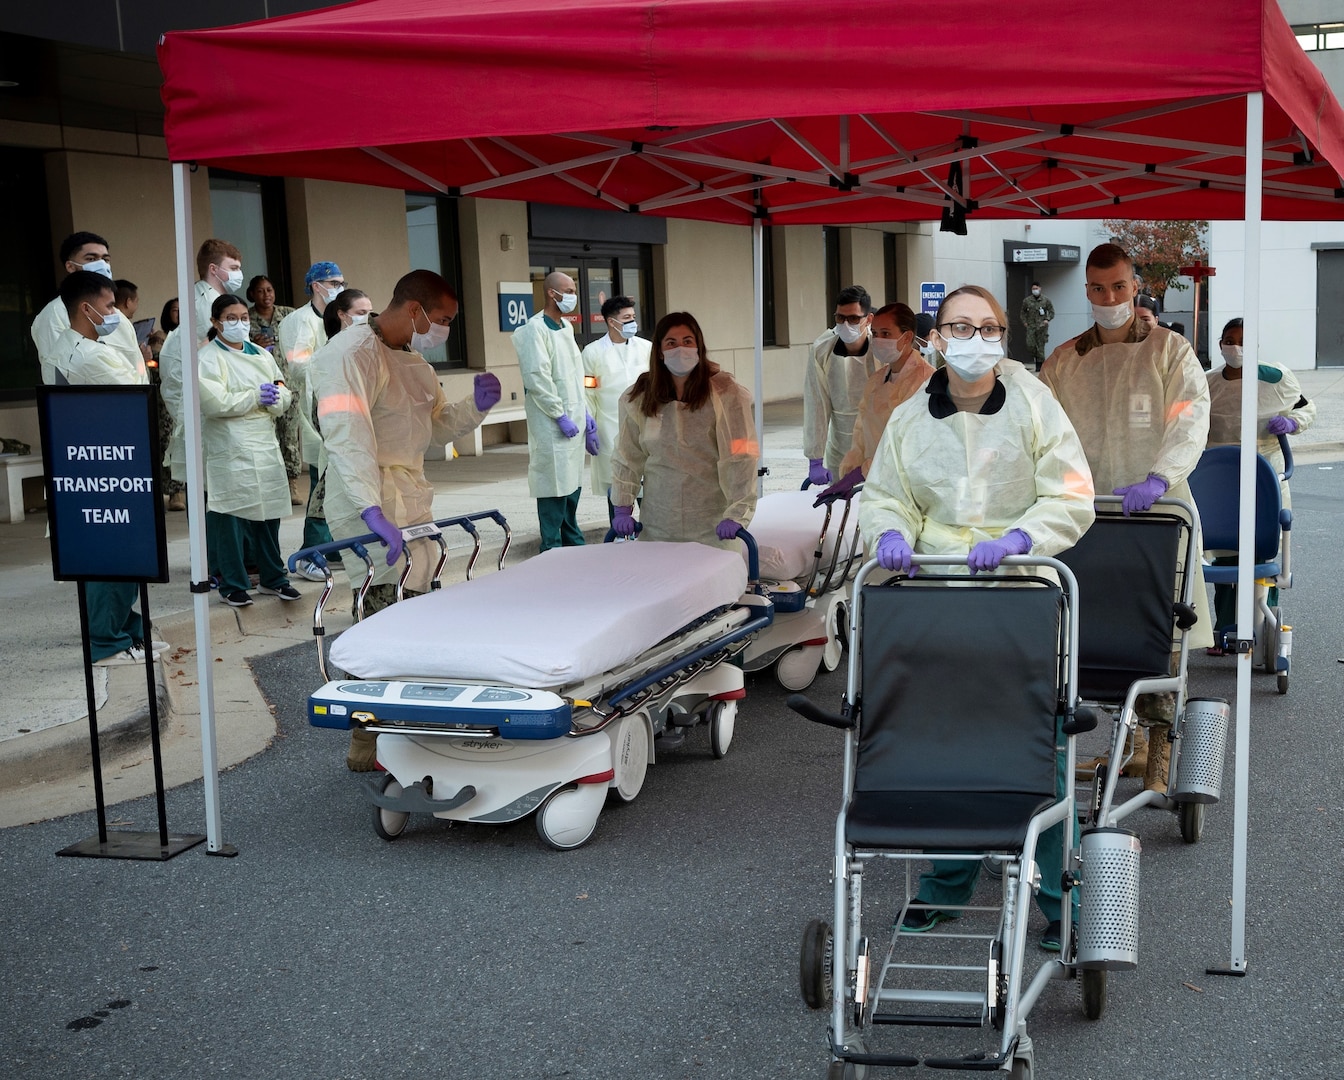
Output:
top-left (1056, 514), bottom-right (1181, 702)
top-left (1188, 447), bottom-right (1282, 563)
top-left (856, 580), bottom-right (1060, 797)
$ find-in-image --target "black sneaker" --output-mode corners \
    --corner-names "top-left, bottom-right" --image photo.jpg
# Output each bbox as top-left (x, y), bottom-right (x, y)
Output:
top-left (259, 584), bottom-right (301, 601)
top-left (898, 901), bottom-right (955, 933)
top-left (222, 590), bottom-right (253, 608)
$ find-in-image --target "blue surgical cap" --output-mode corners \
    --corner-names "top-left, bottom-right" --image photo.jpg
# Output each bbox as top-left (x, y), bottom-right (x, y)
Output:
top-left (304, 261), bottom-right (343, 293)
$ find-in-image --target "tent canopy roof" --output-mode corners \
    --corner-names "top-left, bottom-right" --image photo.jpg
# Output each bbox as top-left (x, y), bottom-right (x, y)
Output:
top-left (160, 0), bottom-right (1344, 224)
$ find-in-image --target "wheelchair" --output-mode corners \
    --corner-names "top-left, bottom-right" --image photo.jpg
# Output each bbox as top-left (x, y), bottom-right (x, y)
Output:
top-left (788, 555), bottom-right (1130, 1078)
top-left (1187, 434), bottom-right (1295, 694)
top-left (1056, 497), bottom-right (1229, 846)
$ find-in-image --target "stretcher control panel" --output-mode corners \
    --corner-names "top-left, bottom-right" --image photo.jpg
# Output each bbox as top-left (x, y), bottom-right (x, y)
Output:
top-left (308, 680), bottom-right (574, 740)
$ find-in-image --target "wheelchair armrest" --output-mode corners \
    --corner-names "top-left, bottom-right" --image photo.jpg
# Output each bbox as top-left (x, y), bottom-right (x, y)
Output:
top-left (1063, 706), bottom-right (1101, 736)
top-left (1173, 601), bottom-right (1198, 631)
top-left (1279, 508), bottom-right (1292, 530)
top-left (786, 694), bottom-right (855, 730)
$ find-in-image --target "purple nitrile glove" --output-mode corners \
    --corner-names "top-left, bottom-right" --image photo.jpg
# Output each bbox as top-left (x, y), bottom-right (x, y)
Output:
top-left (259, 382), bottom-right (280, 407)
top-left (1113, 473), bottom-right (1168, 516)
top-left (808, 458), bottom-right (833, 486)
top-left (612, 505), bottom-right (637, 537)
top-left (473, 372), bottom-right (501, 412)
top-left (967, 529), bottom-right (1032, 575)
top-left (584, 412), bottom-right (600, 455)
top-left (876, 530), bottom-right (914, 574)
top-left (1265, 415), bottom-right (1298, 436)
top-left (360, 505), bottom-right (403, 566)
top-left (716, 518), bottom-right (741, 541)
top-left (813, 466), bottom-right (864, 507)
top-left (556, 415), bottom-right (580, 439)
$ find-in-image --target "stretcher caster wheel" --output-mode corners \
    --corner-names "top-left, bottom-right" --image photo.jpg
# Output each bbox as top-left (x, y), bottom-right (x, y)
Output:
top-left (777, 645), bottom-right (823, 691)
top-left (822, 600), bottom-right (846, 673)
top-left (1260, 608), bottom-right (1281, 674)
top-left (1277, 673), bottom-right (1289, 695)
top-left (535, 786), bottom-right (600, 851)
top-left (610, 714), bottom-right (650, 802)
top-left (826, 1062), bottom-right (859, 1079)
top-left (709, 700), bottom-right (736, 759)
top-left (1010, 1057), bottom-right (1034, 1080)
top-left (800, 919), bottom-right (834, 1009)
top-left (372, 773), bottom-right (410, 841)
top-left (1081, 967), bottom-right (1107, 1020)
top-left (1178, 800), bottom-right (1205, 844)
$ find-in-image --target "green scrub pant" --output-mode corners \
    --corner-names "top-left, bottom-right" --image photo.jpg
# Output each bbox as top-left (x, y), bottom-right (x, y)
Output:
top-left (207, 511), bottom-right (288, 596)
top-left (537, 488), bottom-right (584, 552)
top-left (302, 465), bottom-right (332, 550)
top-left (86, 581), bottom-right (144, 663)
top-left (913, 718), bottom-right (1077, 925)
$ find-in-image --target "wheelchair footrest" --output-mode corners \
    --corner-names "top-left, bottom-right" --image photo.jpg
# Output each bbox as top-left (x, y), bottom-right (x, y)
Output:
top-left (836, 1049), bottom-right (920, 1068)
top-left (872, 1012), bottom-right (984, 1028)
top-left (922, 1050), bottom-right (1015, 1071)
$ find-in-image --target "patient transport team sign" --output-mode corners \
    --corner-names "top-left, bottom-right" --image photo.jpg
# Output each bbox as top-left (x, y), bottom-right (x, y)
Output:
top-left (37, 386), bottom-right (168, 583)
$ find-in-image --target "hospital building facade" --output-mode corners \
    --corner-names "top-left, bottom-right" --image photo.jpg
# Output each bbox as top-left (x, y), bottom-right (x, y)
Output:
top-left (1, 2), bottom-right (1341, 462)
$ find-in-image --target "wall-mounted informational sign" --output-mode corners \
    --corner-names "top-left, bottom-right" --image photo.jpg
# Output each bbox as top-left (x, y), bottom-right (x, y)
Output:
top-left (919, 282), bottom-right (946, 315)
top-left (497, 281), bottom-right (535, 332)
top-left (37, 386), bottom-right (168, 583)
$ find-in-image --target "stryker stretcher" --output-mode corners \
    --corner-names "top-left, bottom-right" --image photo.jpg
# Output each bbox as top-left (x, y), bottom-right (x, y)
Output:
top-left (297, 521), bottom-right (773, 850)
top-left (739, 486), bottom-right (863, 690)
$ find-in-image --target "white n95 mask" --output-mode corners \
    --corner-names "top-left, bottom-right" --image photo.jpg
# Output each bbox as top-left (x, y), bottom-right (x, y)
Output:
top-left (1220, 344), bottom-right (1244, 369)
top-left (554, 292), bottom-right (578, 314)
top-left (870, 337), bottom-right (906, 366)
top-left (835, 321), bottom-right (866, 345)
top-left (1091, 301), bottom-right (1133, 330)
top-left (662, 346), bottom-right (699, 376)
top-left (942, 335), bottom-right (1002, 382)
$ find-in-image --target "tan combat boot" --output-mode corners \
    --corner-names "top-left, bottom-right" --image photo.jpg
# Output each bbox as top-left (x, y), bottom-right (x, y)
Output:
top-left (1120, 726), bottom-right (1149, 778)
top-left (289, 476), bottom-right (304, 506)
top-left (167, 489), bottom-right (187, 512)
top-left (346, 728), bottom-right (378, 772)
top-left (1143, 726), bottom-right (1172, 793)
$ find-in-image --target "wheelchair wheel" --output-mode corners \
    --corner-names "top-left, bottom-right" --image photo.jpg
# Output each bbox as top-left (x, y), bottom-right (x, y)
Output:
top-left (1277, 673), bottom-right (1289, 695)
top-left (800, 919), bottom-right (834, 1010)
top-left (1081, 967), bottom-right (1107, 1020)
top-left (1261, 608), bottom-right (1282, 675)
top-left (372, 773), bottom-right (410, 841)
top-left (1179, 800), bottom-right (1205, 844)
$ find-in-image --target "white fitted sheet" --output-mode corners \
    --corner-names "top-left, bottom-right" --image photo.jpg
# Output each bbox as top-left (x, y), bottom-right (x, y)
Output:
top-left (330, 541), bottom-right (749, 688)
top-left (749, 489), bottom-right (863, 582)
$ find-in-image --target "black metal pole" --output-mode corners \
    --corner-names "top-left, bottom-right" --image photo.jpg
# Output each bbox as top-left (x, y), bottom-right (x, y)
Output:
top-left (140, 582), bottom-right (170, 848)
top-left (75, 581), bottom-right (109, 845)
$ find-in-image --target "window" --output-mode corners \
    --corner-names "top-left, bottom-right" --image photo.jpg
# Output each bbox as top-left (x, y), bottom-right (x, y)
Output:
top-left (1294, 22), bottom-right (1344, 51)
top-left (822, 226), bottom-right (842, 310)
top-left (527, 240), bottom-right (653, 350)
top-left (405, 193), bottom-right (467, 368)
top-left (883, 231), bottom-right (899, 307)
top-left (1, 147), bottom-right (53, 399)
top-left (207, 172), bottom-right (290, 300)
top-left (761, 224), bottom-right (778, 347)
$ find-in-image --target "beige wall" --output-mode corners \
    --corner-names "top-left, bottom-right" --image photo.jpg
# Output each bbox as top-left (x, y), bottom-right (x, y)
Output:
top-left (777, 226), bottom-right (827, 350)
top-left (45, 150), bottom-right (212, 321)
top-left (283, 179), bottom-right (409, 311)
top-left (842, 228), bottom-right (886, 304)
top-left (896, 228), bottom-right (936, 311)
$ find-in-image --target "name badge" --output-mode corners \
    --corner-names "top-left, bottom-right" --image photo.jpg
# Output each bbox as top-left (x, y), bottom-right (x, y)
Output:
top-left (1129, 392), bottom-right (1153, 428)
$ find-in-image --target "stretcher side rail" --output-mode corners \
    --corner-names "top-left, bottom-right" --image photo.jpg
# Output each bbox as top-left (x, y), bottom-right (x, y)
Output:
top-left (806, 484), bottom-right (865, 597)
top-left (287, 510), bottom-right (512, 682)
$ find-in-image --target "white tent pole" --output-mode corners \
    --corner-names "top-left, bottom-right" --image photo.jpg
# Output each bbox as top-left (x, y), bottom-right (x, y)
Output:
top-left (752, 218), bottom-right (765, 497)
top-left (1228, 90), bottom-right (1263, 973)
top-left (172, 162), bottom-right (228, 854)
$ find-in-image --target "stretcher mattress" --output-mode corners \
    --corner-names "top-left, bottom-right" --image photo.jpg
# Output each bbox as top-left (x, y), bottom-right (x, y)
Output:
top-left (749, 489), bottom-right (862, 582)
top-left (330, 541), bottom-right (749, 688)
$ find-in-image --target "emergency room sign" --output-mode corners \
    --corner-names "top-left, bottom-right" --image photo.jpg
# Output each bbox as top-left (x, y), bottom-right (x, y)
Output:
top-left (37, 386), bottom-right (168, 583)
top-left (920, 282), bottom-right (946, 315)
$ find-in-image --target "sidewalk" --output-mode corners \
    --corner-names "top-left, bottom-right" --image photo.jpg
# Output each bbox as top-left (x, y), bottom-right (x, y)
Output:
top-left (3, 370), bottom-right (1342, 828)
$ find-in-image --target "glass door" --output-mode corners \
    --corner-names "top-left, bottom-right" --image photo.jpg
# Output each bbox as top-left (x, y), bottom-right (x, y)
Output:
top-left (528, 241), bottom-right (654, 349)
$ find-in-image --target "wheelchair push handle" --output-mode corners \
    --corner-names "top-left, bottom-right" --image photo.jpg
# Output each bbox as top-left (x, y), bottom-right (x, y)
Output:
top-left (1278, 432), bottom-right (1294, 481)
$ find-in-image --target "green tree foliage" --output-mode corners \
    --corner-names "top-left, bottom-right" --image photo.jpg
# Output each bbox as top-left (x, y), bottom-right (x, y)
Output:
top-left (1103, 220), bottom-right (1209, 299)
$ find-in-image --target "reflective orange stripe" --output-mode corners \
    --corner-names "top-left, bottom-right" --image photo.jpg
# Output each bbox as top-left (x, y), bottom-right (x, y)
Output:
top-left (316, 392), bottom-right (372, 420)
top-left (730, 438), bottom-right (760, 456)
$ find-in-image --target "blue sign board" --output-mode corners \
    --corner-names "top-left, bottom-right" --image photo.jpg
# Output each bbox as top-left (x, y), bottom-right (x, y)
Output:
top-left (920, 282), bottom-right (947, 315)
top-left (497, 283), bottom-right (534, 332)
top-left (37, 386), bottom-right (168, 583)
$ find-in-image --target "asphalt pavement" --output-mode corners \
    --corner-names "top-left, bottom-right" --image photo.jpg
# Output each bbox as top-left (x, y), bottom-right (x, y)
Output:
top-left (2, 379), bottom-right (1343, 1078)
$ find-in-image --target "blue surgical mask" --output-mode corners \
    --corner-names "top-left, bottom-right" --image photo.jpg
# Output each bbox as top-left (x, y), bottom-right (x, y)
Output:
top-left (350, 313), bottom-right (369, 326)
top-left (619, 320), bottom-right (638, 338)
top-left (553, 291), bottom-right (578, 314)
top-left (88, 307), bottom-right (120, 337)
top-left (220, 318), bottom-right (251, 344)
top-left (83, 259), bottom-right (113, 280)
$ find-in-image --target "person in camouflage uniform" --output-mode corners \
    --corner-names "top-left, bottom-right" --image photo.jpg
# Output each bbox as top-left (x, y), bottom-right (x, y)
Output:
top-left (1019, 281), bottom-right (1055, 369)
top-left (246, 275), bottom-right (301, 501)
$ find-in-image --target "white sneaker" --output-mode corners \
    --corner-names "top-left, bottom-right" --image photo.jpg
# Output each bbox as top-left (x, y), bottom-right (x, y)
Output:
top-left (293, 557), bottom-right (329, 582)
top-left (94, 645), bottom-right (154, 667)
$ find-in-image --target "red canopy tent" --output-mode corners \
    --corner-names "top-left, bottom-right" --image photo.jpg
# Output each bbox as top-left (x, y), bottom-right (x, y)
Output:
top-left (159, 0), bottom-right (1344, 973)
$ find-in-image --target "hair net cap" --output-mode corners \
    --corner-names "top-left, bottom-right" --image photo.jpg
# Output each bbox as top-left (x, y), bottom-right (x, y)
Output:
top-left (304, 261), bottom-right (343, 292)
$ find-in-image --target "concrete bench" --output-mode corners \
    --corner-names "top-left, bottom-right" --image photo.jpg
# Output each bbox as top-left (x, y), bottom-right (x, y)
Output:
top-left (0, 454), bottom-right (45, 524)
top-left (452, 405), bottom-right (529, 458)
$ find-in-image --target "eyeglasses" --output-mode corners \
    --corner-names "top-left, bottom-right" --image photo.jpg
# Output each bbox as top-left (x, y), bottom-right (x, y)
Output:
top-left (834, 313), bottom-right (868, 326)
top-left (938, 322), bottom-right (1006, 342)
top-left (320, 280), bottom-right (347, 290)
